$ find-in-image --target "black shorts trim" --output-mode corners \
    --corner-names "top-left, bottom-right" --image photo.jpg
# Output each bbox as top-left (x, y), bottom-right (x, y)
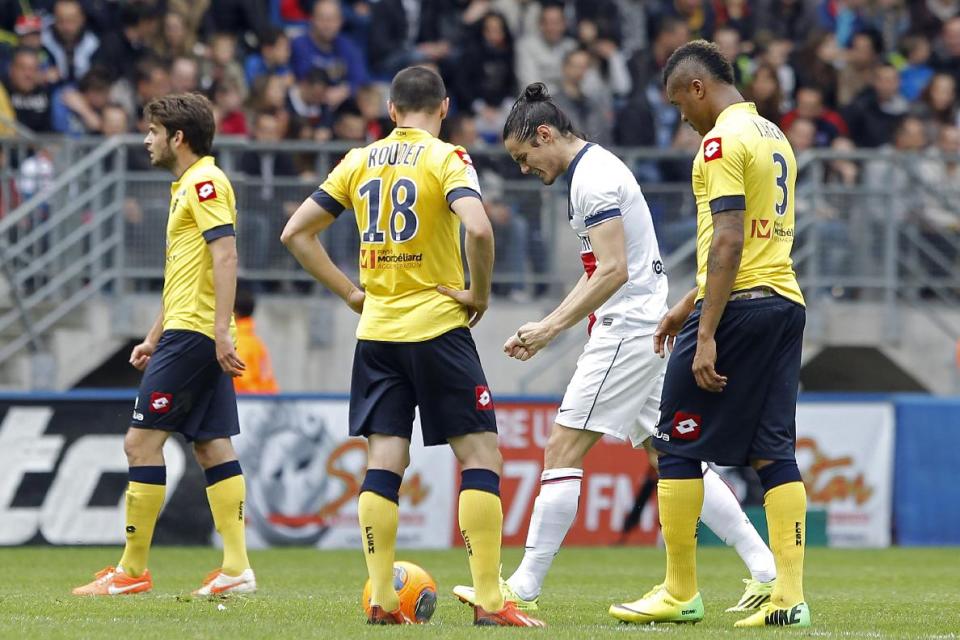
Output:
top-left (583, 338), bottom-right (623, 428)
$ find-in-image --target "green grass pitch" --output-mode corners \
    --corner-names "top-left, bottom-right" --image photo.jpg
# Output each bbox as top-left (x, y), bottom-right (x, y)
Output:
top-left (1, 546), bottom-right (958, 638)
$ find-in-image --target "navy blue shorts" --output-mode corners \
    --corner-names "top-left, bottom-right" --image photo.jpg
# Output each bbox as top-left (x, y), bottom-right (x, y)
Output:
top-left (653, 295), bottom-right (806, 466)
top-left (131, 330), bottom-right (240, 442)
top-left (349, 327), bottom-right (497, 446)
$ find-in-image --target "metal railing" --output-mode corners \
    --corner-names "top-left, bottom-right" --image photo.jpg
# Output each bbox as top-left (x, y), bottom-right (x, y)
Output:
top-left (0, 135), bottom-right (958, 376)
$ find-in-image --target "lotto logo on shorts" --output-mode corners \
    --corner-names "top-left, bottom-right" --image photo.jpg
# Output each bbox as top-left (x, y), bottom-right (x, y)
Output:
top-left (149, 392), bottom-right (173, 414)
top-left (671, 411), bottom-right (702, 441)
top-left (475, 386), bottom-right (494, 410)
top-left (703, 138), bottom-right (723, 162)
top-left (195, 180), bottom-right (217, 202)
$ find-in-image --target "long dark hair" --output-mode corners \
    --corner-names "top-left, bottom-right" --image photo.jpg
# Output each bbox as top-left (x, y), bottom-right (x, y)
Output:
top-left (502, 82), bottom-right (581, 144)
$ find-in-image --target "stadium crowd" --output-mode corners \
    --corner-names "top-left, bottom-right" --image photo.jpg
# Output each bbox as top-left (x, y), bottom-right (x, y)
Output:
top-left (1, 0), bottom-right (959, 295)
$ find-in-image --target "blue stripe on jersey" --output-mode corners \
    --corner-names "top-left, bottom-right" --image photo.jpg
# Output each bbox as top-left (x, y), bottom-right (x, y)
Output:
top-left (311, 188), bottom-right (346, 216)
top-left (446, 187), bottom-right (481, 205)
top-left (709, 195), bottom-right (747, 214)
top-left (202, 223), bottom-right (235, 243)
top-left (584, 208), bottom-right (622, 228)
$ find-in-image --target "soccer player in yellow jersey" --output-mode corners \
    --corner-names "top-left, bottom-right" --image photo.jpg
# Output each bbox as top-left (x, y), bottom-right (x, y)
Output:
top-left (281, 66), bottom-right (544, 628)
top-left (610, 41), bottom-right (810, 628)
top-left (73, 94), bottom-right (255, 597)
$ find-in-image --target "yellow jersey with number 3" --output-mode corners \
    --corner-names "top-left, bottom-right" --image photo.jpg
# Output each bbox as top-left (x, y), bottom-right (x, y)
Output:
top-left (162, 155), bottom-right (238, 340)
top-left (692, 102), bottom-right (805, 306)
top-left (313, 126), bottom-right (483, 342)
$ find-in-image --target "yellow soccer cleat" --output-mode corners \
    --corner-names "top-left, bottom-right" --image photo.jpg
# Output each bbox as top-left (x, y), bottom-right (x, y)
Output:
top-left (609, 583), bottom-right (704, 624)
top-left (452, 577), bottom-right (539, 612)
top-left (725, 577), bottom-right (775, 612)
top-left (734, 601), bottom-right (811, 628)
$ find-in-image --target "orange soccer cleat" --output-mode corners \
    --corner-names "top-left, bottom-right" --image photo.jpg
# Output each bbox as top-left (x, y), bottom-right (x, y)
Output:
top-left (474, 600), bottom-right (546, 627)
top-left (192, 568), bottom-right (257, 596)
top-left (72, 566), bottom-right (153, 596)
top-left (367, 605), bottom-right (413, 625)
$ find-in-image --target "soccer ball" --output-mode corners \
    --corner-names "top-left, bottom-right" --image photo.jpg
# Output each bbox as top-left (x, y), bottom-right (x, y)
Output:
top-left (361, 561), bottom-right (438, 623)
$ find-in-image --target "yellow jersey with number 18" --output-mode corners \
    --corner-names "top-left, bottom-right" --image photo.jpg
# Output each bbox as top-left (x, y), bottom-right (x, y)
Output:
top-left (692, 102), bottom-right (805, 306)
top-left (162, 155), bottom-right (238, 340)
top-left (314, 126), bottom-right (482, 342)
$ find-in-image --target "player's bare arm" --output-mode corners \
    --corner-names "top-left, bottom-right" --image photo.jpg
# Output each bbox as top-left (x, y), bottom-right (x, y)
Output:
top-left (438, 196), bottom-right (494, 327)
top-left (504, 272), bottom-right (589, 359)
top-left (509, 218), bottom-right (628, 361)
top-left (209, 234), bottom-right (246, 377)
top-left (653, 286), bottom-right (698, 358)
top-left (695, 209), bottom-right (744, 392)
top-left (130, 307), bottom-right (165, 371)
top-left (281, 197), bottom-right (365, 314)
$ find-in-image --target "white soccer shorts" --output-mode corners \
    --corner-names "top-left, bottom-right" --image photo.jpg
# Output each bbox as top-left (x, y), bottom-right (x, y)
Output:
top-left (555, 334), bottom-right (666, 447)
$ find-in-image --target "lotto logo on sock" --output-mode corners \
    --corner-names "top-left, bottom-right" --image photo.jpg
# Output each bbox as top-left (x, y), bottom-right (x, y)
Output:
top-left (149, 392), bottom-right (173, 414)
top-left (671, 412), bottom-right (702, 440)
top-left (475, 386), bottom-right (494, 410)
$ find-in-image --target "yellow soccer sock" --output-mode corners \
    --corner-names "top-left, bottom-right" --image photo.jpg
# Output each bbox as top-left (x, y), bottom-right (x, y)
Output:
top-left (118, 467), bottom-right (166, 578)
top-left (458, 469), bottom-right (504, 612)
top-left (358, 490), bottom-right (400, 612)
top-left (659, 478), bottom-right (704, 602)
top-left (764, 481), bottom-right (807, 607)
top-left (205, 462), bottom-right (250, 577)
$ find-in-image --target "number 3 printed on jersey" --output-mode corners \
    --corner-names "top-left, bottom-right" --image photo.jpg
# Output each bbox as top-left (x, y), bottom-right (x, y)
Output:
top-left (772, 153), bottom-right (789, 217)
top-left (358, 178), bottom-right (419, 243)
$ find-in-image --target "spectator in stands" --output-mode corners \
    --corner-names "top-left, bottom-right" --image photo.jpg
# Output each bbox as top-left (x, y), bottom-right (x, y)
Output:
top-left (899, 33), bottom-right (935, 101)
top-left (483, 169), bottom-right (531, 300)
top-left (169, 56), bottom-right (200, 94)
top-left (212, 79), bottom-right (248, 136)
top-left (911, 0), bottom-right (960, 38)
top-left (758, 36), bottom-right (797, 107)
top-left (331, 100), bottom-right (366, 142)
top-left (52, 67), bottom-right (111, 134)
top-left (755, 0), bottom-right (819, 43)
top-left (200, 32), bottom-right (248, 98)
top-left (782, 85), bottom-right (848, 147)
top-left (204, 0), bottom-right (269, 40)
top-left (745, 63), bottom-right (783, 123)
top-left (919, 124), bottom-right (960, 232)
top-left (794, 30), bottom-right (842, 107)
top-left (290, 0), bottom-right (369, 104)
top-left (912, 72), bottom-right (959, 138)
top-left (458, 11), bottom-right (517, 114)
top-left (714, 25), bottom-right (751, 87)
top-left (552, 48), bottom-right (613, 146)
top-left (11, 14), bottom-right (56, 85)
top-left (287, 67), bottom-right (331, 141)
top-left (866, 0), bottom-right (911, 55)
top-left (817, 0), bottom-right (870, 48)
top-left (356, 83), bottom-right (392, 140)
top-left (152, 11), bottom-right (196, 60)
top-left (101, 102), bottom-right (130, 137)
top-left (515, 4), bottom-right (577, 93)
top-left (244, 27), bottom-right (293, 88)
top-left (650, 0), bottom-right (715, 40)
top-left (838, 29), bottom-right (884, 106)
top-left (627, 15), bottom-right (689, 102)
top-left (4, 48), bottom-right (53, 132)
top-left (233, 288), bottom-right (279, 394)
top-left (846, 62), bottom-right (910, 147)
top-left (863, 115), bottom-right (927, 227)
top-left (714, 0), bottom-right (753, 40)
top-left (366, 0), bottom-right (456, 77)
top-left (132, 58), bottom-right (170, 116)
top-left (239, 110), bottom-right (301, 273)
top-left (576, 15), bottom-right (632, 98)
top-left (91, 2), bottom-right (151, 83)
top-left (249, 73), bottom-right (291, 137)
top-left (41, 0), bottom-right (99, 85)
top-left (933, 16), bottom-right (960, 85)
top-left (786, 116), bottom-right (816, 157)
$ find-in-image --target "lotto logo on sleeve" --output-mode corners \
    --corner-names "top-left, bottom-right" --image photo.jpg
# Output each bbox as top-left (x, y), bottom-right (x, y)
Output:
top-left (475, 386), bottom-right (494, 411)
top-left (703, 138), bottom-right (723, 162)
top-left (149, 392), bottom-right (173, 414)
top-left (195, 180), bottom-right (217, 202)
top-left (671, 412), bottom-right (702, 440)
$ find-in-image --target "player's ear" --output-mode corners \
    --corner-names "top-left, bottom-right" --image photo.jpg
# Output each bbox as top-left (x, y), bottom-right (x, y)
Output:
top-left (692, 79), bottom-right (705, 100)
top-left (387, 101), bottom-right (398, 124)
top-left (439, 97), bottom-right (450, 120)
top-left (536, 124), bottom-right (552, 145)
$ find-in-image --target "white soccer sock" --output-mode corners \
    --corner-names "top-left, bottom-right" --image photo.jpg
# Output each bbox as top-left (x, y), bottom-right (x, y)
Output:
top-left (700, 465), bottom-right (777, 583)
top-left (507, 467), bottom-right (583, 601)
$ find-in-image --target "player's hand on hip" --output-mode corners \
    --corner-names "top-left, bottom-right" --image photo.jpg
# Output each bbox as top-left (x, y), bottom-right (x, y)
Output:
top-left (692, 336), bottom-right (727, 392)
top-left (129, 341), bottom-right (155, 371)
top-left (215, 334), bottom-right (246, 377)
top-left (346, 287), bottom-right (365, 314)
top-left (653, 306), bottom-right (688, 358)
top-left (437, 285), bottom-right (488, 327)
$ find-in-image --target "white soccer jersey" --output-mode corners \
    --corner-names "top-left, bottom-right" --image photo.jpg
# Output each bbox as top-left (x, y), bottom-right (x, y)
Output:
top-left (567, 143), bottom-right (668, 337)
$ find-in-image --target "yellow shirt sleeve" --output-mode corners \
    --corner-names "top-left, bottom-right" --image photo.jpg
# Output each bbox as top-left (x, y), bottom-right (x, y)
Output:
top-left (440, 145), bottom-right (482, 207)
top-left (314, 149), bottom-right (357, 216)
top-left (701, 134), bottom-right (748, 214)
top-left (188, 172), bottom-right (235, 240)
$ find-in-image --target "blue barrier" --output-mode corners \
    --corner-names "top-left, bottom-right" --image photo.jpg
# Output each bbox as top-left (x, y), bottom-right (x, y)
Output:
top-left (894, 396), bottom-right (960, 545)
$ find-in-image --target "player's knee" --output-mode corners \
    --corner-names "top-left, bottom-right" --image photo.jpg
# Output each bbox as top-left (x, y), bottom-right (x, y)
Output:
top-left (543, 425), bottom-right (597, 470)
top-left (124, 430), bottom-right (163, 466)
top-left (367, 449), bottom-right (410, 476)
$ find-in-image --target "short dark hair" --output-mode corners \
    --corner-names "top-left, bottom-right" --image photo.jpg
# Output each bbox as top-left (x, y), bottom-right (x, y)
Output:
top-left (852, 28), bottom-right (883, 56)
top-left (502, 82), bottom-right (580, 144)
top-left (389, 66), bottom-right (446, 113)
top-left (259, 26), bottom-right (287, 48)
top-left (662, 39), bottom-right (735, 86)
top-left (234, 288), bottom-right (255, 318)
top-left (144, 93), bottom-right (216, 156)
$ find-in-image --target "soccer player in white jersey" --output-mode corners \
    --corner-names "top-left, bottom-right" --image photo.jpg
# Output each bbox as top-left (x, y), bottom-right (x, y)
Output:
top-left (453, 82), bottom-right (777, 612)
